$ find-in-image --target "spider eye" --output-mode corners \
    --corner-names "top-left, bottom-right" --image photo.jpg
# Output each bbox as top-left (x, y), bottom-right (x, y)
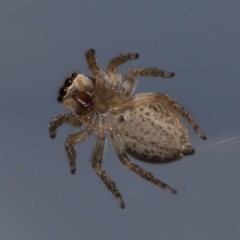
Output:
top-left (64, 78), bottom-right (73, 87)
top-left (57, 87), bottom-right (67, 102)
top-left (59, 87), bottom-right (67, 95)
top-left (57, 95), bottom-right (63, 102)
top-left (70, 72), bottom-right (77, 78)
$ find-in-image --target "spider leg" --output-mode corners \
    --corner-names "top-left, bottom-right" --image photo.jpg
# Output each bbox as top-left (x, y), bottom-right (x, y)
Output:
top-left (110, 132), bottom-right (177, 194)
top-left (132, 93), bottom-right (207, 140)
top-left (85, 49), bottom-right (100, 77)
top-left (107, 53), bottom-right (139, 90)
top-left (121, 67), bottom-right (175, 96)
top-left (85, 49), bottom-right (108, 90)
top-left (65, 129), bottom-right (92, 174)
top-left (48, 114), bottom-right (82, 138)
top-left (91, 135), bottom-right (125, 209)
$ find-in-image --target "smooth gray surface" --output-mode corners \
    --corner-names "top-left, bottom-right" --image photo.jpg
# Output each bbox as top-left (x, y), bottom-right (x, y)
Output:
top-left (1, 1), bottom-right (240, 239)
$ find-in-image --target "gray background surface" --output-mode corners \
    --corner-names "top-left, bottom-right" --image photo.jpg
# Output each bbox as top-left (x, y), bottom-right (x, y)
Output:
top-left (1, 1), bottom-right (240, 239)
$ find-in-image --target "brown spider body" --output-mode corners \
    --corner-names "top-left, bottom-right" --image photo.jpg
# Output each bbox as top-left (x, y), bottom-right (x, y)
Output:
top-left (49, 49), bottom-right (206, 209)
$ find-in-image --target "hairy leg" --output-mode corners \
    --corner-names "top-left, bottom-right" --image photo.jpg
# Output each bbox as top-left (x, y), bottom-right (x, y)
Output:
top-left (107, 53), bottom-right (139, 90)
top-left (121, 67), bottom-right (175, 96)
top-left (48, 114), bottom-right (82, 138)
top-left (91, 135), bottom-right (125, 209)
top-left (85, 49), bottom-right (108, 90)
top-left (132, 93), bottom-right (207, 140)
top-left (85, 49), bottom-right (100, 77)
top-left (65, 129), bottom-right (92, 174)
top-left (110, 132), bottom-right (177, 194)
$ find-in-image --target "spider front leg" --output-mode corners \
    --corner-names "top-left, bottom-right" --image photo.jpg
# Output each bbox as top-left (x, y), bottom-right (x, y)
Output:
top-left (121, 67), bottom-right (175, 96)
top-left (85, 49), bottom-right (108, 90)
top-left (110, 132), bottom-right (177, 194)
top-left (48, 114), bottom-right (83, 138)
top-left (132, 93), bottom-right (207, 140)
top-left (107, 53), bottom-right (139, 90)
top-left (85, 49), bottom-right (100, 77)
top-left (65, 129), bottom-right (92, 174)
top-left (91, 135), bottom-right (125, 209)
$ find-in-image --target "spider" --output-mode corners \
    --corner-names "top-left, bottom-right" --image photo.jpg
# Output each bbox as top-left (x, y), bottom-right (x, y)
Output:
top-left (48, 49), bottom-right (207, 209)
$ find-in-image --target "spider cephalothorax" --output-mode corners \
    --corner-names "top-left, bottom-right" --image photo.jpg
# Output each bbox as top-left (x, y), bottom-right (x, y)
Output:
top-left (49, 49), bottom-right (206, 209)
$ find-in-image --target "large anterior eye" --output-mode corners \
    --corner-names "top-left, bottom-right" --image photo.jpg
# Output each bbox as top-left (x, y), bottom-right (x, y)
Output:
top-left (64, 78), bottom-right (73, 87)
top-left (57, 87), bottom-right (67, 102)
top-left (59, 87), bottom-right (67, 95)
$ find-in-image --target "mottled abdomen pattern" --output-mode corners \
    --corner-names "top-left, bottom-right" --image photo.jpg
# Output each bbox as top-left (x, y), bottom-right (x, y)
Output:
top-left (119, 102), bottom-right (195, 163)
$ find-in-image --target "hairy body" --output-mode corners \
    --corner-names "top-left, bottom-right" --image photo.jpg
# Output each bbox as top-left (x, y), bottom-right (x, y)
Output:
top-left (49, 49), bottom-right (206, 209)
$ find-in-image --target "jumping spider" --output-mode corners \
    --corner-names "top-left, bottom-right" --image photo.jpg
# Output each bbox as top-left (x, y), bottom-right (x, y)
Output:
top-left (48, 49), bottom-right (206, 209)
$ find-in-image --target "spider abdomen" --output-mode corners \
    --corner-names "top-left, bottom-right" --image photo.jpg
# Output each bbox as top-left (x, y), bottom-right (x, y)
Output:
top-left (119, 102), bottom-right (194, 163)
